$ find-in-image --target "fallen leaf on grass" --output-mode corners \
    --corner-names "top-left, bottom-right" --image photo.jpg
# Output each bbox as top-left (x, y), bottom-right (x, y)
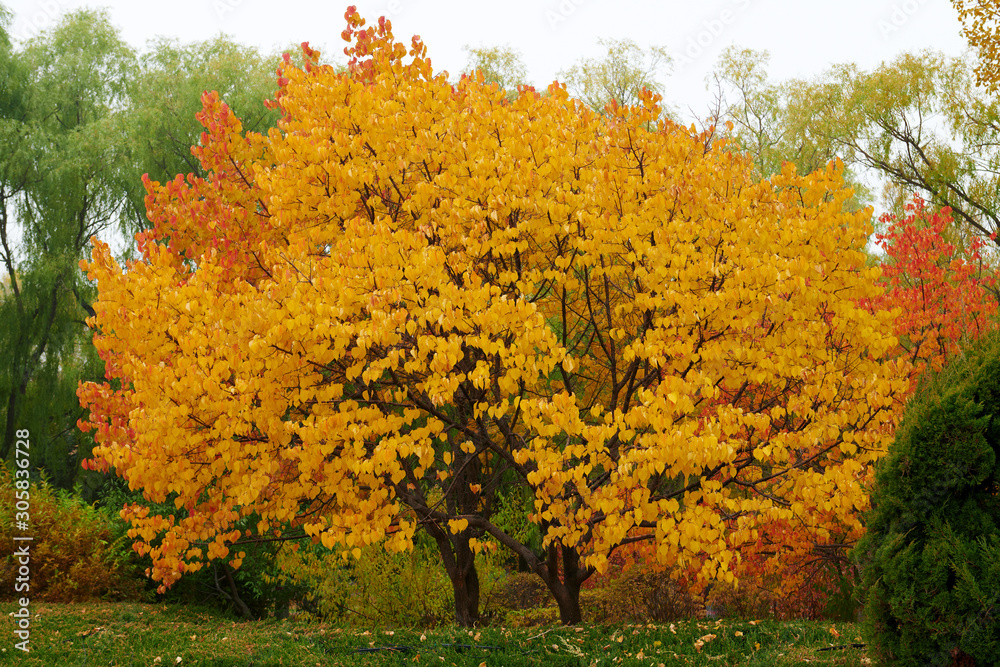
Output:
top-left (694, 634), bottom-right (717, 653)
top-left (829, 626), bottom-right (841, 638)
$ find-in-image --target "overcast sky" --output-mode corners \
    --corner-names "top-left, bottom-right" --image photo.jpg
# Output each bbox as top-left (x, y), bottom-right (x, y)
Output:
top-left (4, 0), bottom-right (974, 123)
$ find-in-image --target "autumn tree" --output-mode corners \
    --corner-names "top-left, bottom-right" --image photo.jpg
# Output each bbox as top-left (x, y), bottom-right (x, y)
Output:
top-left (716, 197), bottom-right (1000, 617)
top-left (709, 41), bottom-right (1000, 610)
top-left (954, 0), bottom-right (1000, 91)
top-left (867, 197), bottom-right (998, 387)
top-left (79, 9), bottom-right (907, 625)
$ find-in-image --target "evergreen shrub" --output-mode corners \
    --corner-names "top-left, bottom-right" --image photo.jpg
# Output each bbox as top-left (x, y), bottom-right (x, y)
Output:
top-left (857, 331), bottom-right (1000, 665)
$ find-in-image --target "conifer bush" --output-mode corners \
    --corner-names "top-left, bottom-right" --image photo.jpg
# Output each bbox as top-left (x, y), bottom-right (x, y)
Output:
top-left (857, 331), bottom-right (1000, 665)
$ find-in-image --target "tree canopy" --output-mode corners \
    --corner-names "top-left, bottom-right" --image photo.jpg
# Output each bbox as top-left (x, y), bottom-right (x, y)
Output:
top-left (558, 38), bottom-right (672, 113)
top-left (954, 0), bottom-right (1000, 91)
top-left (712, 47), bottom-right (1000, 242)
top-left (78, 9), bottom-right (909, 625)
top-left (461, 44), bottom-right (527, 97)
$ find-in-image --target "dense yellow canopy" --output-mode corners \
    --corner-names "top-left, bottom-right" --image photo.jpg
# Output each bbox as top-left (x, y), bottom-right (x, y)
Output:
top-left (79, 10), bottom-right (906, 598)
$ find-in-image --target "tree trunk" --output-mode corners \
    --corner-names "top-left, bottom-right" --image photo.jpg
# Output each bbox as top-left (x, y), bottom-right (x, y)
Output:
top-left (467, 515), bottom-right (595, 626)
top-left (551, 579), bottom-right (583, 625)
top-left (449, 553), bottom-right (480, 627)
top-left (214, 562), bottom-right (253, 619)
top-left (1, 385), bottom-right (20, 462)
top-left (533, 542), bottom-right (589, 625)
top-left (429, 527), bottom-right (481, 627)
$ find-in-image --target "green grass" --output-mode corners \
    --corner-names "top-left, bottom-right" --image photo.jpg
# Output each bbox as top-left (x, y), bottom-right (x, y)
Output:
top-left (0, 601), bottom-right (870, 666)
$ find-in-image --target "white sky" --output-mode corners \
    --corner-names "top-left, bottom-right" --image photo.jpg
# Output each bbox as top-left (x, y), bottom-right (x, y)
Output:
top-left (5, 0), bottom-right (973, 124)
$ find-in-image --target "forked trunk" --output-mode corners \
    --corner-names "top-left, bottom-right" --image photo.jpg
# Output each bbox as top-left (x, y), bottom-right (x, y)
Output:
top-left (536, 542), bottom-right (590, 625)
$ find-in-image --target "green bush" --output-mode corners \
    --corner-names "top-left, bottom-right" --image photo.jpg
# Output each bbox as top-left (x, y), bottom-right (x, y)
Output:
top-left (0, 466), bottom-right (148, 602)
top-left (271, 533), bottom-right (459, 627)
top-left (856, 331), bottom-right (1000, 666)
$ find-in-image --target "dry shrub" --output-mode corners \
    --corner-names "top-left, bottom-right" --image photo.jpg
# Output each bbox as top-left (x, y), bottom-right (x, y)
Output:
top-left (490, 572), bottom-right (550, 612)
top-left (0, 466), bottom-right (147, 602)
top-left (490, 566), bottom-right (702, 625)
top-left (585, 566), bottom-right (702, 623)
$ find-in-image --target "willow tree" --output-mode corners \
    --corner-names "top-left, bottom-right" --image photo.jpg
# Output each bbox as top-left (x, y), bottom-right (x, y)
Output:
top-left (0, 9), bottom-right (135, 489)
top-left (120, 35), bottom-right (281, 237)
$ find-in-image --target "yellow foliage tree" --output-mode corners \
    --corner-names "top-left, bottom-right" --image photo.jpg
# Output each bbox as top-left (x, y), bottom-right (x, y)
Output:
top-left (954, 0), bottom-right (1000, 91)
top-left (78, 8), bottom-right (908, 625)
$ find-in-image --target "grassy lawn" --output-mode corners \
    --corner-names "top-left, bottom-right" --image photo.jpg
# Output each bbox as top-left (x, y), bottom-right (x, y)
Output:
top-left (1, 601), bottom-right (870, 666)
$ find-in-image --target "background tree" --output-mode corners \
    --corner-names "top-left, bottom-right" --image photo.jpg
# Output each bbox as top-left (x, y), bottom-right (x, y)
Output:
top-left (709, 46), bottom-right (870, 209)
top-left (0, 3), bottom-right (286, 499)
top-left (865, 198), bottom-right (998, 387)
top-left (0, 9), bottom-right (135, 492)
top-left (713, 48), bottom-right (1000, 247)
top-left (120, 35), bottom-right (281, 237)
top-left (558, 37), bottom-right (672, 113)
top-left (461, 44), bottom-right (527, 97)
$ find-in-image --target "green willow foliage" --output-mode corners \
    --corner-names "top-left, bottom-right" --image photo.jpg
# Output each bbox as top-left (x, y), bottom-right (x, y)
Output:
top-left (0, 4), bottom-right (280, 493)
top-left (0, 8), bottom-right (129, 490)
